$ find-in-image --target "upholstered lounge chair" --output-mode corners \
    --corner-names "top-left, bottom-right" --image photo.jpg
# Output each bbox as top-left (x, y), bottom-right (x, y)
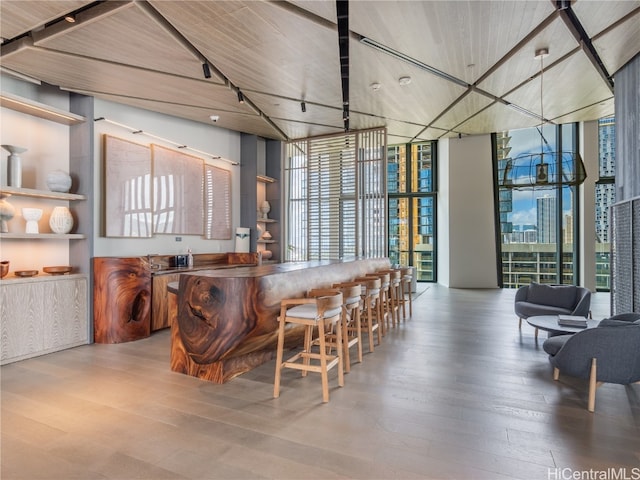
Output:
top-left (514, 283), bottom-right (591, 328)
top-left (542, 313), bottom-right (640, 412)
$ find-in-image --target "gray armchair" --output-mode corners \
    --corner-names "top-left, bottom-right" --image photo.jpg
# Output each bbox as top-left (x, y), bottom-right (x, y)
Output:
top-left (542, 313), bottom-right (640, 412)
top-left (514, 283), bottom-right (591, 328)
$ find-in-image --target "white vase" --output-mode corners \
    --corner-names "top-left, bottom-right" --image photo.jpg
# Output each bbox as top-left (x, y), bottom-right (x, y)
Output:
top-left (22, 207), bottom-right (42, 234)
top-left (2, 145), bottom-right (26, 188)
top-left (260, 200), bottom-right (271, 220)
top-left (49, 206), bottom-right (74, 234)
top-left (46, 170), bottom-right (72, 193)
top-left (0, 193), bottom-right (15, 233)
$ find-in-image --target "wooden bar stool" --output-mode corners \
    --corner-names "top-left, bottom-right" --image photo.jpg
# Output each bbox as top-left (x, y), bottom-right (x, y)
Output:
top-left (332, 282), bottom-right (364, 372)
top-left (368, 271), bottom-right (392, 332)
top-left (273, 289), bottom-right (344, 403)
top-left (400, 266), bottom-right (413, 318)
top-left (380, 268), bottom-right (402, 327)
top-left (354, 276), bottom-right (382, 353)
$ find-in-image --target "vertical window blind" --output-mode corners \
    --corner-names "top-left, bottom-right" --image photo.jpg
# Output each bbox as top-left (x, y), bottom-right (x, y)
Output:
top-left (284, 127), bottom-right (387, 261)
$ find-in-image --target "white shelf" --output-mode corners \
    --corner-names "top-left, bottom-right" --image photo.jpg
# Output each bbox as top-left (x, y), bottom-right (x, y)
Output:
top-left (0, 233), bottom-right (86, 239)
top-left (257, 218), bottom-right (277, 223)
top-left (1, 91), bottom-right (85, 125)
top-left (0, 186), bottom-right (86, 201)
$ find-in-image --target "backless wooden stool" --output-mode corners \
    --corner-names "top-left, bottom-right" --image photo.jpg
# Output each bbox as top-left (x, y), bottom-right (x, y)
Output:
top-left (273, 290), bottom-right (344, 403)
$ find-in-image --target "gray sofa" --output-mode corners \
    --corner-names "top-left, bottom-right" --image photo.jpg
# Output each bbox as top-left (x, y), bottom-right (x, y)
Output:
top-left (514, 283), bottom-right (591, 328)
top-left (542, 313), bottom-right (640, 412)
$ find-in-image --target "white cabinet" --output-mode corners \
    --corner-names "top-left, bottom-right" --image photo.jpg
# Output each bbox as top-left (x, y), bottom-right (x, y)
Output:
top-left (0, 274), bottom-right (88, 364)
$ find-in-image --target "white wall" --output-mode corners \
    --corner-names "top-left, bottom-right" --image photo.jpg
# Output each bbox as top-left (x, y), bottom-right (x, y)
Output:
top-left (438, 135), bottom-right (498, 288)
top-left (437, 139), bottom-right (450, 287)
top-left (92, 99), bottom-right (242, 258)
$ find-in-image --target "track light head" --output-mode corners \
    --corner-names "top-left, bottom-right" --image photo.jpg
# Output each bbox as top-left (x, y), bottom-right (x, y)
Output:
top-left (202, 63), bottom-right (211, 79)
top-left (237, 90), bottom-right (245, 104)
top-left (301, 101), bottom-right (306, 113)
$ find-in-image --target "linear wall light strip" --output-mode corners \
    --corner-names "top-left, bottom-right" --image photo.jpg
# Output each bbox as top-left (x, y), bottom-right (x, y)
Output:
top-left (359, 36), bottom-right (470, 88)
top-left (94, 117), bottom-right (239, 166)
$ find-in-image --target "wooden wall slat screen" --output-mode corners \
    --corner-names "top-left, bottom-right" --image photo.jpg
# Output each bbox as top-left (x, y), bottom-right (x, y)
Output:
top-left (284, 127), bottom-right (387, 261)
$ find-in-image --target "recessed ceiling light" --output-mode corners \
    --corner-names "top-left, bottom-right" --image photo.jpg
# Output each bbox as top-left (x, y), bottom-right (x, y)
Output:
top-left (398, 76), bottom-right (412, 86)
top-left (370, 82), bottom-right (382, 91)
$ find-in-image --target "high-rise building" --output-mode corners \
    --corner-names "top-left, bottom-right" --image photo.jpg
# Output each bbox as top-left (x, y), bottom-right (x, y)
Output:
top-left (537, 195), bottom-right (556, 243)
top-left (596, 117), bottom-right (615, 243)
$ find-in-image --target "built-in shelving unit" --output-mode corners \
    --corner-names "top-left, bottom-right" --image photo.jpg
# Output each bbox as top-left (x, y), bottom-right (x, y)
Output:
top-left (0, 88), bottom-right (92, 363)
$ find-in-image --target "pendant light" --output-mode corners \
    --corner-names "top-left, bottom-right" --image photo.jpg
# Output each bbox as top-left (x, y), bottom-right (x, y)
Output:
top-left (500, 47), bottom-right (587, 190)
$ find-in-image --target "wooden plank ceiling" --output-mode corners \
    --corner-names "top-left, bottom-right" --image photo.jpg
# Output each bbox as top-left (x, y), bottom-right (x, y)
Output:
top-left (1, 0), bottom-right (638, 142)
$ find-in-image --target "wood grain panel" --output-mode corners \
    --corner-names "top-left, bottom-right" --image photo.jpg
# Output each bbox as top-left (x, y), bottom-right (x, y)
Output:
top-left (0, 281), bottom-right (44, 362)
top-left (0, 1), bottom-right (91, 39)
top-left (93, 257), bottom-right (151, 344)
top-left (151, 272), bottom-right (179, 331)
top-left (0, 275), bottom-right (88, 364)
top-left (43, 277), bottom-right (88, 349)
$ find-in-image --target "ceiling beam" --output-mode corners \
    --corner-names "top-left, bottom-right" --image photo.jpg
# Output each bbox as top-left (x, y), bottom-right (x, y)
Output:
top-left (555, 0), bottom-right (614, 93)
top-left (336, 0), bottom-right (349, 132)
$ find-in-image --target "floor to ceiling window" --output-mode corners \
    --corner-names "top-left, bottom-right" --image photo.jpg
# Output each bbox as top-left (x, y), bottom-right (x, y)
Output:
top-left (494, 123), bottom-right (580, 287)
top-left (595, 116), bottom-right (615, 291)
top-left (283, 128), bottom-right (387, 261)
top-left (388, 142), bottom-right (437, 281)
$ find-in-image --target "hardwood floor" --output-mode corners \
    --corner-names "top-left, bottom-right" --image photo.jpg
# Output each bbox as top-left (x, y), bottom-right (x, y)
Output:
top-left (2, 285), bottom-right (638, 480)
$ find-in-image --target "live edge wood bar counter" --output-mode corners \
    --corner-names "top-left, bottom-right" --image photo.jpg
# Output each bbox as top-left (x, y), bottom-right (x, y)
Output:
top-left (171, 257), bottom-right (390, 383)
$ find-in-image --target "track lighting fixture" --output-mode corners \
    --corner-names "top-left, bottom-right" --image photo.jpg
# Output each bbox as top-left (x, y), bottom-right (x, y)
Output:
top-left (237, 90), bottom-right (245, 104)
top-left (202, 63), bottom-right (211, 79)
top-left (301, 101), bottom-right (306, 113)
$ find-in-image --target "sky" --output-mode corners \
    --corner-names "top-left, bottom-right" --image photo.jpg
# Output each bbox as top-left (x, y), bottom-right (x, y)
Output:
top-left (506, 126), bottom-right (573, 227)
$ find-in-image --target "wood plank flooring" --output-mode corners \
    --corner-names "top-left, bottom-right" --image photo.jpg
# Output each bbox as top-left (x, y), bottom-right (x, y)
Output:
top-left (2, 285), bottom-right (639, 479)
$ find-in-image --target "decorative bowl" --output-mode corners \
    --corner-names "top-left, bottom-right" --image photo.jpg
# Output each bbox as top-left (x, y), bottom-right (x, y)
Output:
top-left (14, 270), bottom-right (38, 277)
top-left (0, 261), bottom-right (9, 278)
top-left (43, 266), bottom-right (72, 275)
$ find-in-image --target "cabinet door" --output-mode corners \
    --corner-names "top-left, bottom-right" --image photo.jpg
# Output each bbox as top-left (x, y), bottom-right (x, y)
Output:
top-left (151, 273), bottom-right (179, 331)
top-left (43, 277), bottom-right (88, 349)
top-left (0, 282), bottom-right (45, 362)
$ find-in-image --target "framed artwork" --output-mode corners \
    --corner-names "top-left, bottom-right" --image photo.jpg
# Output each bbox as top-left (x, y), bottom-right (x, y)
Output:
top-left (103, 135), bottom-right (152, 237)
top-left (151, 144), bottom-right (204, 235)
